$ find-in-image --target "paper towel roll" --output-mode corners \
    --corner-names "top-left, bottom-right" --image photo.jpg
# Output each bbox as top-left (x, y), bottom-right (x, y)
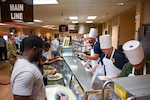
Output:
top-left (88, 28), bottom-right (98, 38)
top-left (122, 40), bottom-right (144, 65)
top-left (99, 35), bottom-right (112, 49)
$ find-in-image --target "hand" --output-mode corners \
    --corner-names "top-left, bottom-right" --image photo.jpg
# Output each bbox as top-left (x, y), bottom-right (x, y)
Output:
top-left (91, 64), bottom-right (98, 72)
top-left (79, 53), bottom-right (86, 57)
top-left (50, 68), bottom-right (57, 75)
top-left (56, 57), bottom-right (63, 61)
top-left (39, 56), bottom-right (46, 65)
top-left (84, 61), bottom-right (89, 67)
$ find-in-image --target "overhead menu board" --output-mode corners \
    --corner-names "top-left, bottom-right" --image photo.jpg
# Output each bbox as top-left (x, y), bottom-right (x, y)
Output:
top-left (0, 0), bottom-right (33, 22)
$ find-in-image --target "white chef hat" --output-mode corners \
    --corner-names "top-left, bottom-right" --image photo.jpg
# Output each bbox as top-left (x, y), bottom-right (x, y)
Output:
top-left (99, 34), bottom-right (112, 49)
top-left (84, 34), bottom-right (88, 38)
top-left (122, 40), bottom-right (144, 65)
top-left (88, 28), bottom-right (98, 38)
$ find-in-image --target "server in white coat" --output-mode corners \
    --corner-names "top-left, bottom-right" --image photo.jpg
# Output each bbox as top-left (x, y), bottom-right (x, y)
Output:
top-left (80, 28), bottom-right (104, 70)
top-left (119, 40), bottom-right (150, 77)
top-left (99, 34), bottom-right (128, 78)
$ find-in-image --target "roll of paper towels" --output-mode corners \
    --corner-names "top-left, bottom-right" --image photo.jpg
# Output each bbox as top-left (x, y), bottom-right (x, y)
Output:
top-left (99, 35), bottom-right (112, 49)
top-left (122, 40), bottom-right (144, 65)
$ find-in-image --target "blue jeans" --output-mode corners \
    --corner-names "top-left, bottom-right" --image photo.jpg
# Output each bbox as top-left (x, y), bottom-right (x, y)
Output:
top-left (52, 51), bottom-right (59, 57)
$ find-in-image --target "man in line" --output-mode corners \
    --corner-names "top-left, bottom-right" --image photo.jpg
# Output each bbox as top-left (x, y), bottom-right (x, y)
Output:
top-left (51, 34), bottom-right (60, 57)
top-left (0, 36), bottom-right (8, 61)
top-left (119, 40), bottom-right (150, 77)
top-left (7, 34), bottom-right (18, 72)
top-left (11, 35), bottom-right (45, 100)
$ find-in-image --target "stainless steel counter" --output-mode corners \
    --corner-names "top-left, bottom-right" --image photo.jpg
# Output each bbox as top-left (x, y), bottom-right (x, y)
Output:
top-left (63, 56), bottom-right (106, 99)
top-left (111, 75), bottom-right (150, 100)
top-left (64, 56), bottom-right (93, 91)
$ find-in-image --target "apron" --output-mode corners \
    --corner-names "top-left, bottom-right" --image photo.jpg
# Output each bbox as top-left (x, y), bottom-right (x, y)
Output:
top-left (90, 45), bottom-right (100, 67)
top-left (103, 48), bottom-right (121, 78)
top-left (128, 64), bottom-right (146, 77)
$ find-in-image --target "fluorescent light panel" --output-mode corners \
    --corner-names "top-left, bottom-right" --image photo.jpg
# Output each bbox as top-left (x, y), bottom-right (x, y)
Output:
top-left (33, 0), bottom-right (58, 5)
top-left (72, 21), bottom-right (79, 23)
top-left (43, 25), bottom-right (55, 28)
top-left (0, 23), bottom-right (7, 25)
top-left (86, 21), bottom-right (93, 23)
top-left (69, 16), bottom-right (78, 20)
top-left (26, 22), bottom-right (34, 24)
top-left (87, 16), bottom-right (97, 20)
top-left (34, 19), bottom-right (43, 22)
top-left (117, 2), bottom-right (124, 6)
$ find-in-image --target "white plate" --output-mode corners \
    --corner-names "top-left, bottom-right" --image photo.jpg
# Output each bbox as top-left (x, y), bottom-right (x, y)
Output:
top-left (97, 76), bottom-right (110, 81)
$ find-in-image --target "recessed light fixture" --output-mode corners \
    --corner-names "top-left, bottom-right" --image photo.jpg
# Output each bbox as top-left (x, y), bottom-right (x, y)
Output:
top-left (69, 16), bottom-right (78, 20)
top-left (86, 21), bottom-right (93, 23)
top-left (117, 2), bottom-right (124, 6)
top-left (43, 25), bottom-right (55, 28)
top-left (72, 21), bottom-right (79, 23)
top-left (33, 0), bottom-right (58, 5)
top-left (34, 19), bottom-right (43, 22)
top-left (0, 23), bottom-right (7, 25)
top-left (26, 22), bottom-right (34, 24)
top-left (42, 25), bottom-right (56, 29)
top-left (87, 16), bottom-right (97, 20)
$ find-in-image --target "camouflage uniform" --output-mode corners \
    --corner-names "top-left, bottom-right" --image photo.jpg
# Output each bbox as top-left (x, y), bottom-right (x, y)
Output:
top-left (7, 40), bottom-right (17, 72)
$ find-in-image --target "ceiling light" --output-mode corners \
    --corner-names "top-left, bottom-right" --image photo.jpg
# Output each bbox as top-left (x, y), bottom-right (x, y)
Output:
top-left (33, 0), bottom-right (58, 5)
top-left (117, 2), bottom-right (124, 6)
top-left (72, 21), bottom-right (79, 23)
top-left (86, 21), bottom-right (93, 23)
top-left (13, 20), bottom-right (24, 23)
top-left (69, 16), bottom-right (78, 20)
top-left (87, 16), bottom-right (97, 20)
top-left (0, 23), bottom-right (7, 25)
top-left (43, 25), bottom-right (55, 28)
top-left (34, 19), bottom-right (43, 22)
top-left (26, 22), bottom-right (34, 24)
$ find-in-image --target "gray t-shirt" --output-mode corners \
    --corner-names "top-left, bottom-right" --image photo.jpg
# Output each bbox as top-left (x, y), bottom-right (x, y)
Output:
top-left (11, 58), bottom-right (45, 100)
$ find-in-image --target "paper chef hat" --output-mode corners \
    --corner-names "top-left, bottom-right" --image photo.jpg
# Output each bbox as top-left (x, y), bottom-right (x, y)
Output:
top-left (88, 28), bottom-right (98, 38)
top-left (84, 34), bottom-right (89, 38)
top-left (99, 34), bottom-right (112, 49)
top-left (122, 40), bottom-right (144, 65)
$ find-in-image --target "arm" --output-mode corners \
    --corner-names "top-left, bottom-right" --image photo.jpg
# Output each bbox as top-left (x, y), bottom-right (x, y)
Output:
top-left (91, 64), bottom-right (98, 72)
top-left (81, 53), bottom-right (100, 60)
top-left (119, 63), bottom-right (131, 77)
top-left (45, 57), bottom-right (62, 65)
top-left (48, 56), bottom-right (60, 61)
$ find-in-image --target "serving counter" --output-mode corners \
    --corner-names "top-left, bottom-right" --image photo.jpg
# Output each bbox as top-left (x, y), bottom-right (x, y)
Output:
top-left (102, 75), bottom-right (150, 100)
top-left (62, 56), bottom-right (110, 99)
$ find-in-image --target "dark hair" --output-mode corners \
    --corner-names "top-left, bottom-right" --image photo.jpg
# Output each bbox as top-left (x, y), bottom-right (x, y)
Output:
top-left (21, 35), bottom-right (43, 52)
top-left (43, 41), bottom-right (50, 48)
top-left (54, 34), bottom-right (59, 38)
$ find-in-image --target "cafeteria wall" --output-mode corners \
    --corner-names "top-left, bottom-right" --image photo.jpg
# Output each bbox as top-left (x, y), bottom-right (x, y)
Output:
top-left (101, 1), bottom-right (150, 49)
top-left (141, 2), bottom-right (150, 24)
top-left (119, 7), bottom-right (136, 45)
